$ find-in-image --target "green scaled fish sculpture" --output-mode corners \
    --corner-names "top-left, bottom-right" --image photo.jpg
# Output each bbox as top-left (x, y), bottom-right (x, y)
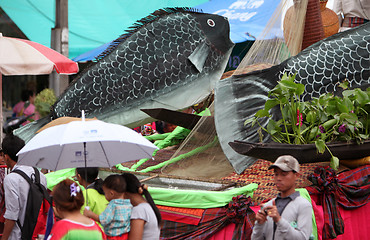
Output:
top-left (15, 8), bottom-right (234, 142)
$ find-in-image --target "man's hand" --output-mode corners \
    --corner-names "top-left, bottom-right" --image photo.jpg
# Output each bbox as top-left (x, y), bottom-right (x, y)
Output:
top-left (255, 204), bottom-right (268, 224)
top-left (264, 200), bottom-right (281, 223)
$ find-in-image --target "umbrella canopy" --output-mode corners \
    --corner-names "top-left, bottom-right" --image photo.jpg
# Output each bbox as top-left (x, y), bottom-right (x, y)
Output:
top-left (0, 33), bottom-right (79, 140)
top-left (17, 118), bottom-right (157, 171)
top-left (0, 33), bottom-right (78, 75)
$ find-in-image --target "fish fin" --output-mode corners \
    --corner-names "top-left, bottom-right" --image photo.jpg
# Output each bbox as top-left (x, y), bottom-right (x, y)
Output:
top-left (214, 68), bottom-right (279, 173)
top-left (188, 42), bottom-right (210, 73)
top-left (96, 7), bottom-right (203, 61)
top-left (13, 117), bottom-right (51, 143)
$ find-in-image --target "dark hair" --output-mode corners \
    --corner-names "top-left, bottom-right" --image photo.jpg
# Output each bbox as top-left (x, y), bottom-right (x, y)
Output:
top-left (21, 90), bottom-right (34, 102)
top-left (2, 133), bottom-right (25, 162)
top-left (103, 174), bottom-right (126, 193)
top-left (76, 167), bottom-right (104, 194)
top-left (121, 173), bottom-right (161, 224)
top-left (52, 179), bottom-right (84, 212)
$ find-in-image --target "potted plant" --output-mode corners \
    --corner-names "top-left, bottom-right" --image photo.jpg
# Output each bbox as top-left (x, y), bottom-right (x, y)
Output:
top-left (243, 73), bottom-right (370, 169)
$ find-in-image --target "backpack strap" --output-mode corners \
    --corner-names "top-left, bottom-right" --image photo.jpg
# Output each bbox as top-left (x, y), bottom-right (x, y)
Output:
top-left (11, 168), bottom-right (32, 230)
top-left (11, 167), bottom-right (51, 230)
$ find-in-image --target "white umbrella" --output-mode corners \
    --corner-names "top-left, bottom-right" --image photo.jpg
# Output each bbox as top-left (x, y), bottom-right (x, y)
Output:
top-left (16, 114), bottom-right (158, 171)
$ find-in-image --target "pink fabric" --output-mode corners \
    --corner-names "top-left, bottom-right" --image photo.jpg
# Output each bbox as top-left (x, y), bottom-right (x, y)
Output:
top-left (208, 223), bottom-right (235, 240)
top-left (13, 101), bottom-right (40, 125)
top-left (310, 195), bottom-right (324, 240)
top-left (311, 194), bottom-right (370, 240)
top-left (250, 205), bottom-right (261, 214)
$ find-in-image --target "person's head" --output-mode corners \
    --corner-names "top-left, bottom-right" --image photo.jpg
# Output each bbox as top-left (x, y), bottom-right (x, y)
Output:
top-left (121, 173), bottom-right (162, 224)
top-left (0, 149), bottom-right (4, 165)
top-left (76, 167), bottom-right (99, 185)
top-left (268, 155), bottom-right (300, 195)
top-left (1, 133), bottom-right (25, 167)
top-left (102, 174), bottom-right (126, 201)
top-left (76, 167), bottom-right (105, 194)
top-left (52, 179), bottom-right (84, 216)
top-left (21, 90), bottom-right (35, 103)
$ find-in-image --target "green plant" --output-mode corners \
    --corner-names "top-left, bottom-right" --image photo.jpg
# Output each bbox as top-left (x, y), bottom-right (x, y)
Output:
top-left (34, 88), bottom-right (57, 118)
top-left (245, 73), bottom-right (370, 169)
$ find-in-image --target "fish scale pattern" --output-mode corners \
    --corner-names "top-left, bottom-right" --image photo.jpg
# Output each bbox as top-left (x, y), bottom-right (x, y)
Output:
top-left (214, 22), bottom-right (370, 173)
top-left (53, 11), bottom-right (226, 118)
top-left (281, 25), bottom-right (370, 101)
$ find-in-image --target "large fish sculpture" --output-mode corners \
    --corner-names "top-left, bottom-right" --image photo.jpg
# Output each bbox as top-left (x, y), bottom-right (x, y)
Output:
top-left (15, 8), bottom-right (234, 142)
top-left (215, 22), bottom-right (370, 174)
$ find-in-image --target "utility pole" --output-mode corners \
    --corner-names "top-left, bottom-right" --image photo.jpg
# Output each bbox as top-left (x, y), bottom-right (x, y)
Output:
top-left (50, 0), bottom-right (69, 96)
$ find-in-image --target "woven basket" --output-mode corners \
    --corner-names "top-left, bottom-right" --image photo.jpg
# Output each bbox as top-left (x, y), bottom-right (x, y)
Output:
top-left (320, 0), bottom-right (339, 38)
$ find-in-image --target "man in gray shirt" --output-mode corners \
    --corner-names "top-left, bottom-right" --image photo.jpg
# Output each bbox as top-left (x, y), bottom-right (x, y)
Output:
top-left (1, 134), bottom-right (47, 240)
top-left (251, 155), bottom-right (313, 240)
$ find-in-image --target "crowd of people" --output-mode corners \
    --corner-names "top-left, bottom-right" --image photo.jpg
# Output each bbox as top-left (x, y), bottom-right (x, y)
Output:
top-left (0, 3), bottom-right (368, 239)
top-left (0, 130), bottom-right (313, 240)
top-left (0, 134), bottom-right (161, 240)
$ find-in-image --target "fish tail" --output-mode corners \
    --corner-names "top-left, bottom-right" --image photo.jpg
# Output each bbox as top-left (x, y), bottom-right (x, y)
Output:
top-left (214, 68), bottom-right (279, 173)
top-left (13, 117), bottom-right (51, 143)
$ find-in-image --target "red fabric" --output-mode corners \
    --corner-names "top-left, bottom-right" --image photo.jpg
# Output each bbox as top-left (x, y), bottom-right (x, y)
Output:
top-left (16, 38), bottom-right (78, 74)
top-left (208, 223), bottom-right (235, 240)
top-left (158, 205), bottom-right (204, 225)
top-left (160, 195), bottom-right (254, 240)
top-left (250, 206), bottom-right (260, 215)
top-left (310, 195), bottom-right (324, 240)
top-left (307, 165), bottom-right (370, 238)
top-left (107, 233), bottom-right (128, 240)
top-left (160, 211), bottom-right (202, 225)
top-left (32, 199), bottom-right (50, 240)
top-left (311, 195), bottom-right (370, 240)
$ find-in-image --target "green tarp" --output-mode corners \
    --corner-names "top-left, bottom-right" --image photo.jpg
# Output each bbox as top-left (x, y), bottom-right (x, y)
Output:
top-left (0, 0), bottom-right (207, 59)
top-left (149, 183), bottom-right (258, 209)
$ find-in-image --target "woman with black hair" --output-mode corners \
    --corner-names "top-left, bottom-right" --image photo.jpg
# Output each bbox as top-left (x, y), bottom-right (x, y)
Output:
top-left (121, 173), bottom-right (161, 240)
top-left (76, 167), bottom-right (108, 219)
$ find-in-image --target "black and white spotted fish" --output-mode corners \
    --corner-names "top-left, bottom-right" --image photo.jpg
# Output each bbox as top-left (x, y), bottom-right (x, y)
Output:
top-left (215, 22), bottom-right (370, 173)
top-left (15, 8), bottom-right (234, 142)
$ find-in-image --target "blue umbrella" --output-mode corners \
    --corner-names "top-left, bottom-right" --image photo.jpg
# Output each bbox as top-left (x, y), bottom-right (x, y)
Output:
top-left (72, 41), bottom-right (112, 62)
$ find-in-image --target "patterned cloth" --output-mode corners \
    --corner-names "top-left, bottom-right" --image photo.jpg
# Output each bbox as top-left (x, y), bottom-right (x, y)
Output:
top-left (99, 199), bottom-right (132, 237)
top-left (306, 165), bottom-right (370, 239)
top-left (160, 195), bottom-right (255, 240)
top-left (342, 17), bottom-right (369, 28)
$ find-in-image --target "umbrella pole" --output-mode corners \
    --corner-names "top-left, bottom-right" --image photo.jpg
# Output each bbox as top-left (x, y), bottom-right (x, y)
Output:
top-left (84, 141), bottom-right (88, 207)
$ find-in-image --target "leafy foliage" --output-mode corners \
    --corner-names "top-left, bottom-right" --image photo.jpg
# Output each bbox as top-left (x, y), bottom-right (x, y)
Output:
top-left (35, 89), bottom-right (57, 118)
top-left (245, 74), bottom-right (370, 169)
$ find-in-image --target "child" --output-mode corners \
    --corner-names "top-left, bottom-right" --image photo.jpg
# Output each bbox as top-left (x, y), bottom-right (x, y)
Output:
top-left (76, 167), bottom-right (108, 216)
top-left (121, 173), bottom-right (161, 240)
top-left (48, 179), bottom-right (106, 239)
top-left (84, 174), bottom-right (132, 240)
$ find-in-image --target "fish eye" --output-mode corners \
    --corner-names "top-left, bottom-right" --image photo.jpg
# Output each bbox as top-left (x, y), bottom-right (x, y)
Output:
top-left (207, 19), bottom-right (215, 27)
